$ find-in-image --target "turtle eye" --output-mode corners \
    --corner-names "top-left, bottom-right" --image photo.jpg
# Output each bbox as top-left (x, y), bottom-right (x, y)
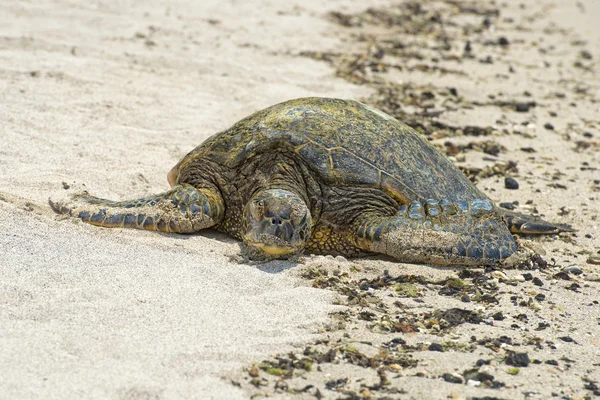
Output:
top-left (250, 200), bottom-right (265, 219)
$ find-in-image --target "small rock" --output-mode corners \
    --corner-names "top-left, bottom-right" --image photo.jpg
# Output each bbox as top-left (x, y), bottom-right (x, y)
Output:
top-left (492, 311), bottom-right (505, 321)
top-left (499, 202), bottom-right (516, 210)
top-left (586, 257), bottom-right (600, 265)
top-left (429, 343), bottom-right (444, 352)
top-left (559, 336), bottom-right (575, 343)
top-left (532, 277), bottom-right (544, 286)
top-left (563, 265), bottom-right (583, 275)
top-left (492, 271), bottom-right (508, 281)
top-left (498, 37), bottom-right (510, 46)
top-left (535, 293), bottom-right (546, 301)
top-left (544, 123), bottom-right (554, 130)
top-left (505, 351), bottom-right (530, 367)
top-left (515, 103), bottom-right (531, 112)
top-left (523, 273), bottom-right (533, 281)
top-left (442, 373), bottom-right (463, 384)
top-left (505, 177), bottom-right (519, 190)
top-left (545, 360), bottom-right (559, 366)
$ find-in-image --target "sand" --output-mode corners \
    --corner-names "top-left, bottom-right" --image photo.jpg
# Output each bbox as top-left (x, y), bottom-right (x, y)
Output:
top-left (1, 0), bottom-right (599, 399)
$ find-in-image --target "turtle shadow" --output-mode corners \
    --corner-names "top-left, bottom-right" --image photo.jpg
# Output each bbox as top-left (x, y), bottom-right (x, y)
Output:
top-left (253, 259), bottom-right (299, 274)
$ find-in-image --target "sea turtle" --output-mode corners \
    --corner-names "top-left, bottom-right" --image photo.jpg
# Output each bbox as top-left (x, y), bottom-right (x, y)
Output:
top-left (50, 97), bottom-right (570, 265)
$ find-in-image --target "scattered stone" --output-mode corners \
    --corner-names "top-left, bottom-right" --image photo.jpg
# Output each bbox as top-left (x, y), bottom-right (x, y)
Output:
top-left (515, 102), bottom-right (531, 112)
top-left (505, 351), bottom-right (531, 367)
top-left (442, 373), bottom-right (463, 384)
top-left (559, 336), bottom-right (575, 343)
top-left (498, 37), bottom-right (510, 46)
top-left (522, 273), bottom-right (533, 281)
top-left (587, 257), bottom-right (600, 265)
top-left (532, 277), bottom-right (544, 286)
top-left (544, 122), bottom-right (555, 130)
top-left (563, 265), bottom-right (583, 275)
top-left (505, 177), bottom-right (519, 190)
top-left (535, 293), bottom-right (546, 301)
top-left (429, 343), bottom-right (444, 352)
top-left (492, 311), bottom-right (505, 321)
top-left (499, 202), bottom-right (516, 210)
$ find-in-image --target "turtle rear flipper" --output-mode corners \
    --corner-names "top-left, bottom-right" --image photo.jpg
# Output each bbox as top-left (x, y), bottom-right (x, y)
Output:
top-left (501, 210), bottom-right (574, 234)
top-left (355, 198), bottom-right (517, 266)
top-left (49, 183), bottom-right (224, 233)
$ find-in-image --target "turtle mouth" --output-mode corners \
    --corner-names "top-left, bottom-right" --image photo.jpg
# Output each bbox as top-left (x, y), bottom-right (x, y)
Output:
top-left (244, 234), bottom-right (300, 257)
top-left (252, 243), bottom-right (298, 256)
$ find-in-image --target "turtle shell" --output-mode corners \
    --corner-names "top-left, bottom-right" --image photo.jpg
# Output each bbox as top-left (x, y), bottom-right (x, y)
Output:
top-left (172, 97), bottom-right (487, 204)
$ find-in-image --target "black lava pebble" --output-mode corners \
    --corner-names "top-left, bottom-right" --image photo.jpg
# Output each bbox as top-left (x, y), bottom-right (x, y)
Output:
top-left (499, 202), bottom-right (516, 210)
top-left (505, 177), bottom-right (519, 190)
top-left (429, 343), bottom-right (444, 352)
top-left (505, 351), bottom-right (530, 367)
top-left (442, 373), bottom-right (463, 384)
top-left (492, 311), bottom-right (505, 321)
top-left (532, 277), bottom-right (544, 286)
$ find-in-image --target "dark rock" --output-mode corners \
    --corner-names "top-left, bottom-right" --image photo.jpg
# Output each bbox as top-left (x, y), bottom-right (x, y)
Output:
top-left (559, 336), bottom-right (575, 343)
top-left (492, 311), bottom-right (505, 321)
top-left (563, 265), bottom-right (583, 275)
top-left (442, 373), bottom-right (463, 384)
top-left (515, 103), bottom-right (531, 112)
top-left (505, 351), bottom-right (530, 367)
top-left (499, 202), bottom-right (516, 210)
top-left (429, 343), bottom-right (444, 352)
top-left (505, 177), bottom-right (519, 190)
top-left (544, 122), bottom-right (555, 130)
top-left (532, 277), bottom-right (544, 286)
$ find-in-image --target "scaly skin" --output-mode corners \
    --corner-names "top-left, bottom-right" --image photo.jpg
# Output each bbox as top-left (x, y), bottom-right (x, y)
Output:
top-left (50, 184), bottom-right (223, 233)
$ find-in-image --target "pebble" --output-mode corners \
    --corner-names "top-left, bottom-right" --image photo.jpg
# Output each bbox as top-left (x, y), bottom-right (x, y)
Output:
top-left (442, 373), bottom-right (463, 384)
top-left (505, 177), bottom-right (519, 190)
top-left (505, 351), bottom-right (530, 367)
top-left (563, 265), bottom-right (583, 275)
top-left (532, 277), bottom-right (544, 286)
top-left (544, 122), bottom-right (555, 130)
top-left (492, 271), bottom-right (508, 281)
top-left (515, 103), bottom-right (530, 112)
top-left (499, 202), bottom-right (516, 210)
top-left (492, 311), bottom-right (505, 321)
top-left (429, 343), bottom-right (444, 352)
top-left (523, 273), bottom-right (533, 281)
top-left (587, 257), bottom-right (600, 265)
top-left (535, 293), bottom-right (546, 301)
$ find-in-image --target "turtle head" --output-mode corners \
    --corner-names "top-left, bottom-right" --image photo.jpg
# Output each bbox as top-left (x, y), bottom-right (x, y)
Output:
top-left (243, 189), bottom-right (312, 260)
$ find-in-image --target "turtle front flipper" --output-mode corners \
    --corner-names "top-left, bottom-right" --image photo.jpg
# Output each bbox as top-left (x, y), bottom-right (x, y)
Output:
top-left (355, 199), bottom-right (517, 266)
top-left (50, 183), bottom-right (224, 233)
top-left (501, 209), bottom-right (574, 234)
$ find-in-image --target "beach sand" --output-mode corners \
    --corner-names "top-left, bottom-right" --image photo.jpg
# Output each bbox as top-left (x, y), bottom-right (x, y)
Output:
top-left (1, 0), bottom-right (598, 399)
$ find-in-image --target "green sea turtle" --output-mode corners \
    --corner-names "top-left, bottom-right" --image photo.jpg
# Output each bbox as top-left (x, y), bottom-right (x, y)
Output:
top-left (50, 97), bottom-right (570, 265)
